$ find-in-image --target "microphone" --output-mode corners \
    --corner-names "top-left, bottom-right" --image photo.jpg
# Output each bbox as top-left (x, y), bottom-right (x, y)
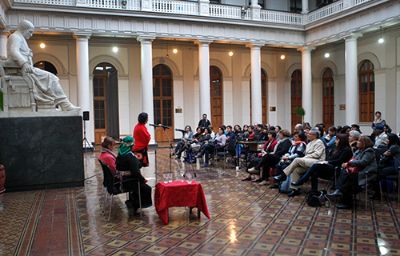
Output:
top-left (149, 123), bottom-right (170, 129)
top-left (175, 128), bottom-right (185, 133)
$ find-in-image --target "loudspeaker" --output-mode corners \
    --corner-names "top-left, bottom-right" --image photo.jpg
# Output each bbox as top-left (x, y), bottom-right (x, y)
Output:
top-left (82, 111), bottom-right (90, 121)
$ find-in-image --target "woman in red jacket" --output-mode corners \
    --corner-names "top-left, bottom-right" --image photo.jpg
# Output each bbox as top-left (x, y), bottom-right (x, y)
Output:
top-left (133, 112), bottom-right (151, 167)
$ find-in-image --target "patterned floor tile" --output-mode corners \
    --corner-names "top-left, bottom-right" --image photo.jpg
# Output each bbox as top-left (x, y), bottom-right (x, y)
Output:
top-left (1, 148), bottom-right (400, 256)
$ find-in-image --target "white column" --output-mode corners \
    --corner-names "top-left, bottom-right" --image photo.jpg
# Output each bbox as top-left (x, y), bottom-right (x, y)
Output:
top-left (345, 34), bottom-right (361, 125)
top-left (300, 46), bottom-right (314, 124)
top-left (197, 40), bottom-right (212, 119)
top-left (139, 36), bottom-right (156, 144)
top-left (250, 0), bottom-right (261, 20)
top-left (302, 0), bottom-right (309, 14)
top-left (75, 34), bottom-right (94, 146)
top-left (0, 32), bottom-right (8, 59)
top-left (248, 43), bottom-right (263, 124)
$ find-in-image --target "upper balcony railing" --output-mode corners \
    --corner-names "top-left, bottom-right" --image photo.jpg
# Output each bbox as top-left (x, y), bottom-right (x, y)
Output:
top-left (13, 0), bottom-right (374, 26)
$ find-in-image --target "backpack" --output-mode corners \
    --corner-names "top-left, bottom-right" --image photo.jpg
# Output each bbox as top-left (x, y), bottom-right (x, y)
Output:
top-left (278, 175), bottom-right (292, 194)
top-left (306, 190), bottom-right (330, 207)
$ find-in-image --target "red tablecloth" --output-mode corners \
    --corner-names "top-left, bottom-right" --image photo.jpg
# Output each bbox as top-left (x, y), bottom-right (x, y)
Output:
top-left (154, 180), bottom-right (210, 224)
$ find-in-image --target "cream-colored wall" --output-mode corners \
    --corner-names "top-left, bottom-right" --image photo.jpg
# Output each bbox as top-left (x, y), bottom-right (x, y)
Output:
top-left (27, 27), bottom-right (400, 139)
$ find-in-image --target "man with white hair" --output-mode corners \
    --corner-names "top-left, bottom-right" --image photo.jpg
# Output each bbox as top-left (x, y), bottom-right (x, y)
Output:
top-left (273, 128), bottom-right (326, 197)
top-left (6, 20), bottom-right (79, 111)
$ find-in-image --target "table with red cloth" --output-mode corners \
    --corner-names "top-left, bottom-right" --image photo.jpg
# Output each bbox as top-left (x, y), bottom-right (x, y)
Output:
top-left (154, 180), bottom-right (210, 224)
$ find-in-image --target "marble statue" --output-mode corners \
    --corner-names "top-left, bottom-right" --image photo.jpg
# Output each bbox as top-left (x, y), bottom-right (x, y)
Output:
top-left (6, 20), bottom-right (79, 111)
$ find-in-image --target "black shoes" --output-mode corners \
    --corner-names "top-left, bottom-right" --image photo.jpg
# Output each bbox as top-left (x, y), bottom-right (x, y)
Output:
top-left (327, 189), bottom-right (343, 198)
top-left (288, 189), bottom-right (301, 197)
top-left (336, 203), bottom-right (351, 209)
top-left (273, 174), bottom-right (287, 182)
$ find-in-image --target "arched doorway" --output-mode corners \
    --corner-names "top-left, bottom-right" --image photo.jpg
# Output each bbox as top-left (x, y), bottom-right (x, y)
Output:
top-left (93, 62), bottom-right (119, 145)
top-left (359, 60), bottom-right (375, 122)
top-left (34, 61), bottom-right (58, 75)
top-left (291, 69), bottom-right (302, 129)
top-left (250, 69), bottom-right (268, 124)
top-left (210, 66), bottom-right (223, 131)
top-left (153, 64), bottom-right (174, 143)
top-left (322, 68), bottom-right (334, 127)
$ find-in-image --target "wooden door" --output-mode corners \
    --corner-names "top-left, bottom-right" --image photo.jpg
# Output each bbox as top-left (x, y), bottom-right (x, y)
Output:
top-left (210, 66), bottom-right (223, 131)
top-left (93, 63), bottom-right (119, 145)
top-left (250, 69), bottom-right (268, 124)
top-left (322, 68), bottom-right (334, 128)
top-left (153, 64), bottom-right (174, 143)
top-left (359, 60), bottom-right (375, 122)
top-left (93, 73), bottom-right (107, 145)
top-left (291, 69), bottom-right (302, 130)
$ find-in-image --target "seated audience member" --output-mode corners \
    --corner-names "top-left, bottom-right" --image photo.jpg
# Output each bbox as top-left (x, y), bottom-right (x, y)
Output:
top-left (340, 125), bottom-right (351, 134)
top-left (384, 124), bottom-right (392, 134)
top-left (274, 128), bottom-right (326, 197)
top-left (351, 124), bottom-right (362, 133)
top-left (247, 126), bottom-right (256, 141)
top-left (257, 130), bottom-right (292, 185)
top-left (294, 123), bottom-right (304, 134)
top-left (98, 136), bottom-right (117, 175)
top-left (243, 130), bottom-right (278, 182)
top-left (174, 125), bottom-right (193, 160)
top-left (292, 133), bottom-right (353, 191)
top-left (269, 132), bottom-right (307, 187)
top-left (197, 127), bottom-right (226, 167)
top-left (328, 136), bottom-right (377, 209)
top-left (371, 111), bottom-right (386, 129)
top-left (225, 125), bottom-right (236, 156)
top-left (349, 130), bottom-right (361, 153)
top-left (377, 133), bottom-right (400, 177)
top-left (321, 126), bottom-right (337, 152)
top-left (242, 125), bottom-right (249, 137)
top-left (275, 126), bottom-right (282, 134)
top-left (116, 136), bottom-right (152, 212)
top-left (373, 124), bottom-right (389, 148)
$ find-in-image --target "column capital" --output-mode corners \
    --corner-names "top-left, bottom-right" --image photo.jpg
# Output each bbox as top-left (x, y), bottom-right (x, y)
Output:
top-left (246, 42), bottom-right (265, 48)
top-left (297, 45), bottom-right (315, 52)
top-left (195, 39), bottom-right (213, 45)
top-left (344, 33), bottom-right (362, 41)
top-left (137, 35), bottom-right (156, 43)
top-left (73, 32), bottom-right (91, 39)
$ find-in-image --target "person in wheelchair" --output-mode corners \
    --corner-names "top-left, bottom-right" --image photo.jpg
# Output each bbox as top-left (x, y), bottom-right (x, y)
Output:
top-left (116, 136), bottom-right (152, 213)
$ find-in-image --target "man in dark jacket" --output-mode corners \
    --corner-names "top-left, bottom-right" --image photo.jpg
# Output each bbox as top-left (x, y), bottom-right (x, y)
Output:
top-left (198, 114), bottom-right (211, 129)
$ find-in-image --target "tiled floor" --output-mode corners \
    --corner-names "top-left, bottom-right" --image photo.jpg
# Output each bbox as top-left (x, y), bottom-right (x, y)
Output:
top-left (1, 148), bottom-right (400, 256)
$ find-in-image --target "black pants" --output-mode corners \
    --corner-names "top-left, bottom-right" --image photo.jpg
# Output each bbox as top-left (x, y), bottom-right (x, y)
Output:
top-left (297, 163), bottom-right (335, 191)
top-left (336, 169), bottom-right (358, 205)
top-left (128, 182), bottom-right (152, 209)
top-left (260, 154), bottom-right (280, 180)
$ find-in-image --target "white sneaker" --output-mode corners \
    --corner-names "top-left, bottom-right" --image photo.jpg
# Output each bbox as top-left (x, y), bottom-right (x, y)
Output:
top-left (258, 180), bottom-right (268, 186)
top-left (247, 167), bottom-right (259, 174)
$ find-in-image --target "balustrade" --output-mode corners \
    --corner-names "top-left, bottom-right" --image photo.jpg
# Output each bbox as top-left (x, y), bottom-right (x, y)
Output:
top-left (13, 0), bottom-right (374, 26)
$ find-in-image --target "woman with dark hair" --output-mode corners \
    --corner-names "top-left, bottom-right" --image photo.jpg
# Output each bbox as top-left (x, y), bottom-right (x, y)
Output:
top-left (268, 132), bottom-right (307, 186)
top-left (174, 125), bottom-right (194, 160)
top-left (133, 112), bottom-right (151, 167)
top-left (378, 133), bottom-right (400, 176)
top-left (291, 133), bottom-right (353, 191)
top-left (116, 136), bottom-right (152, 213)
top-left (328, 136), bottom-right (377, 209)
top-left (98, 136), bottom-right (117, 175)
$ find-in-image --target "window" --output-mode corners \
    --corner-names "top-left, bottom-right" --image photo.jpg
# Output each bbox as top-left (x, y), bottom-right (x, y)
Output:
top-left (322, 68), bottom-right (334, 127)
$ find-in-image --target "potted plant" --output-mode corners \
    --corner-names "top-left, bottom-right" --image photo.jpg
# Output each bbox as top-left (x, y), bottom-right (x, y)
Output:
top-left (295, 106), bottom-right (305, 124)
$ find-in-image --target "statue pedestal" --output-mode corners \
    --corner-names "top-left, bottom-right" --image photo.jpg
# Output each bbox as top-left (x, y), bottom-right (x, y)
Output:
top-left (0, 115), bottom-right (84, 191)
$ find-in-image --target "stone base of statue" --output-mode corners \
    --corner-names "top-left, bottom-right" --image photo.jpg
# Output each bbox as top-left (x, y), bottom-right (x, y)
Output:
top-left (0, 115), bottom-right (84, 191)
